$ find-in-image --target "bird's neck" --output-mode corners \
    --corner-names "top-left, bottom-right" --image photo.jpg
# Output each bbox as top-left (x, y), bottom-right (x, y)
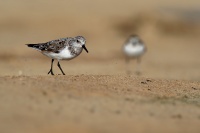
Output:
top-left (70, 46), bottom-right (83, 56)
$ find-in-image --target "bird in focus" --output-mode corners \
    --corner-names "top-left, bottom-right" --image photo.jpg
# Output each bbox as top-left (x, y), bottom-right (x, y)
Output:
top-left (26, 36), bottom-right (88, 75)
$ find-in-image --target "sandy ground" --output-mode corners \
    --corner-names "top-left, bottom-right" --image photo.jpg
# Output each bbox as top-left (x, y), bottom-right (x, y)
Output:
top-left (1, 75), bottom-right (200, 133)
top-left (1, 0), bottom-right (200, 133)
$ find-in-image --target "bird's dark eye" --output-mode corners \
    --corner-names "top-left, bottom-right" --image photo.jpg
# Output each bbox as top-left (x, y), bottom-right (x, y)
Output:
top-left (77, 40), bottom-right (80, 43)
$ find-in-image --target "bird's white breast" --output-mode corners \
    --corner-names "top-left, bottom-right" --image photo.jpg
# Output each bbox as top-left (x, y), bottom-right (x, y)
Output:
top-left (123, 43), bottom-right (145, 57)
top-left (42, 47), bottom-right (75, 60)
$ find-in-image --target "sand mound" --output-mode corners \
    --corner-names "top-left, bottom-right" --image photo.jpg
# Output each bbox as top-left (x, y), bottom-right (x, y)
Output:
top-left (0, 75), bottom-right (200, 133)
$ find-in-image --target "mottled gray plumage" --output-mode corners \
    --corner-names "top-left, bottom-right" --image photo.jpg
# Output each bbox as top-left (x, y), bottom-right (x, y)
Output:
top-left (26, 37), bottom-right (72, 53)
top-left (26, 36), bottom-right (88, 75)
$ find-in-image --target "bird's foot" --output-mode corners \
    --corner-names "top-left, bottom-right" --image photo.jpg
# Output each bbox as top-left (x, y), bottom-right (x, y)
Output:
top-left (135, 71), bottom-right (141, 76)
top-left (48, 70), bottom-right (54, 75)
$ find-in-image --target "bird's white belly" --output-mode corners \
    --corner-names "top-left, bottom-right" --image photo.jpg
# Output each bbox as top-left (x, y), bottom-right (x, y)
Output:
top-left (43, 48), bottom-right (74, 60)
top-left (123, 45), bottom-right (145, 57)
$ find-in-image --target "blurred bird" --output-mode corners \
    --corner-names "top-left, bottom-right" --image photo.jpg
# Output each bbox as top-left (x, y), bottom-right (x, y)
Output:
top-left (123, 34), bottom-right (146, 75)
top-left (26, 36), bottom-right (88, 75)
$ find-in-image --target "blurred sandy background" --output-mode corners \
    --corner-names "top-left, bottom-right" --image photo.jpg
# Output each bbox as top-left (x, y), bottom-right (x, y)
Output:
top-left (1, 0), bottom-right (200, 133)
top-left (0, 0), bottom-right (200, 80)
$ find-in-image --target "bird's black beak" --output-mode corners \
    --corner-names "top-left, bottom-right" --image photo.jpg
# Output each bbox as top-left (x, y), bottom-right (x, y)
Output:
top-left (82, 45), bottom-right (88, 53)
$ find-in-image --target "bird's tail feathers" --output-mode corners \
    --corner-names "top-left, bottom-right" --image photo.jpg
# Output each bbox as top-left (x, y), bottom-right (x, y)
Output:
top-left (26, 44), bottom-right (42, 51)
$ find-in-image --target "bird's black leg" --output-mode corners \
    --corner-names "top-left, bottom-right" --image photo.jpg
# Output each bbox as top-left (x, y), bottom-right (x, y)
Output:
top-left (48, 59), bottom-right (54, 75)
top-left (137, 57), bottom-right (141, 64)
top-left (125, 57), bottom-right (130, 64)
top-left (57, 61), bottom-right (65, 75)
top-left (125, 57), bottom-right (131, 75)
top-left (135, 57), bottom-right (141, 75)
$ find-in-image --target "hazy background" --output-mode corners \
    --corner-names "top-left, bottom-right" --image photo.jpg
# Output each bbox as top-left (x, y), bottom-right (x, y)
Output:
top-left (1, 1), bottom-right (200, 133)
top-left (1, 0), bottom-right (200, 80)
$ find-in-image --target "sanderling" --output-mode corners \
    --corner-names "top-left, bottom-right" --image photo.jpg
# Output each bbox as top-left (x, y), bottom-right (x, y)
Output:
top-left (123, 34), bottom-right (146, 75)
top-left (26, 36), bottom-right (88, 75)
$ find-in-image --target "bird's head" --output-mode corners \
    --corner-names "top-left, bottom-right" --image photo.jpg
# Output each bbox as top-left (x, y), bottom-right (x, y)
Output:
top-left (74, 36), bottom-right (88, 53)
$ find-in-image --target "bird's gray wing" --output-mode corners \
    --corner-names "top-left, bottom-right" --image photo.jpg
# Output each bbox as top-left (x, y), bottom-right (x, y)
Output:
top-left (26, 38), bottom-right (73, 53)
top-left (44, 38), bottom-right (71, 53)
